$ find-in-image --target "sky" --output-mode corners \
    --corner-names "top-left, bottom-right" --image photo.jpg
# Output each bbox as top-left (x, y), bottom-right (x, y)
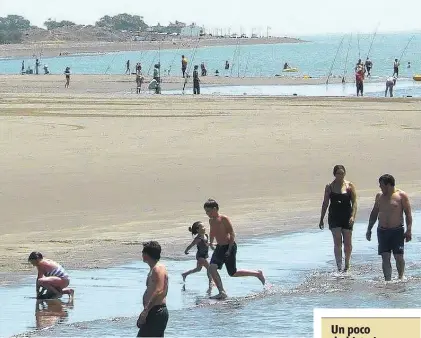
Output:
top-left (0, 0), bottom-right (420, 36)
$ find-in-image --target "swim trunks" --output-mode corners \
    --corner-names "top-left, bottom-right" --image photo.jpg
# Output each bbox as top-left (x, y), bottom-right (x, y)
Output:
top-left (137, 304), bottom-right (169, 337)
top-left (377, 226), bottom-right (405, 255)
top-left (210, 242), bottom-right (237, 276)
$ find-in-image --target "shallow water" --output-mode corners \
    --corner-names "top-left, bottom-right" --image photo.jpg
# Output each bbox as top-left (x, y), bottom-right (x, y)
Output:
top-left (1, 33), bottom-right (421, 79)
top-left (2, 212), bottom-right (421, 337)
top-left (163, 79), bottom-right (421, 97)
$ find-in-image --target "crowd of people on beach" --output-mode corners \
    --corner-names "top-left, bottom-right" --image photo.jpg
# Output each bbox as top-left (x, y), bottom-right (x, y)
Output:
top-left (28, 167), bottom-right (413, 336)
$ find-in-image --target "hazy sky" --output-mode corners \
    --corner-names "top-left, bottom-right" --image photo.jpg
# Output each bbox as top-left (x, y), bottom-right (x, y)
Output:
top-left (0, 0), bottom-right (420, 36)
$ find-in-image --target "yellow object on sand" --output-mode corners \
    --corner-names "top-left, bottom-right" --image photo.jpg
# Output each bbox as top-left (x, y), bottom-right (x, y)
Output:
top-left (303, 75), bottom-right (310, 79)
top-left (283, 68), bottom-right (299, 72)
top-left (413, 75), bottom-right (421, 81)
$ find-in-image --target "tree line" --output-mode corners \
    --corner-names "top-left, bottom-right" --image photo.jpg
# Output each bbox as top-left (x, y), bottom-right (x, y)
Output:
top-left (0, 14), bottom-right (192, 44)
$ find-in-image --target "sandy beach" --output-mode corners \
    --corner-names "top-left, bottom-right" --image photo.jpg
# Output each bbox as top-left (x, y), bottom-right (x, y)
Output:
top-left (1, 77), bottom-right (421, 284)
top-left (0, 37), bottom-right (303, 59)
top-left (0, 74), bottom-right (384, 95)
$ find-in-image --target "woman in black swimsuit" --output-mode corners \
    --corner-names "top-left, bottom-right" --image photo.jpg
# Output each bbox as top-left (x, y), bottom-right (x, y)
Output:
top-left (182, 221), bottom-right (214, 288)
top-left (319, 165), bottom-right (357, 272)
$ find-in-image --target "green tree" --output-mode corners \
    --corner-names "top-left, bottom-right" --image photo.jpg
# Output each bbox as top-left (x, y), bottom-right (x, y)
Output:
top-left (0, 15), bottom-right (29, 44)
top-left (44, 19), bottom-right (76, 30)
top-left (95, 13), bottom-right (148, 31)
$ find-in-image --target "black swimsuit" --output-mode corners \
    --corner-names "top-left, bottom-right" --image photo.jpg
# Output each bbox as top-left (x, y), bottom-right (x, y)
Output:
top-left (328, 183), bottom-right (353, 231)
top-left (196, 234), bottom-right (209, 260)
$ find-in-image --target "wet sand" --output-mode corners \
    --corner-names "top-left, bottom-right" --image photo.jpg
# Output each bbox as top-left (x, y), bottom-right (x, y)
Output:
top-left (0, 74), bottom-right (384, 95)
top-left (0, 37), bottom-right (304, 59)
top-left (1, 86), bottom-right (421, 284)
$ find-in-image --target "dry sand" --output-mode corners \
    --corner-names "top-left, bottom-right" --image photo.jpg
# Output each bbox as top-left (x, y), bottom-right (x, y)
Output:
top-left (1, 77), bottom-right (421, 285)
top-left (0, 37), bottom-right (303, 59)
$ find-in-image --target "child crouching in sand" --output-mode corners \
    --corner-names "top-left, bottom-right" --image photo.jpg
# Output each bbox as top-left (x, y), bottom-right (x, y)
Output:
top-left (182, 221), bottom-right (214, 289)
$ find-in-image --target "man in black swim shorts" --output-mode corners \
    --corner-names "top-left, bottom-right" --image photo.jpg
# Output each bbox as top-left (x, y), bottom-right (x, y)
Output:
top-left (366, 174), bottom-right (413, 281)
top-left (137, 241), bottom-right (169, 337)
top-left (204, 199), bottom-right (265, 300)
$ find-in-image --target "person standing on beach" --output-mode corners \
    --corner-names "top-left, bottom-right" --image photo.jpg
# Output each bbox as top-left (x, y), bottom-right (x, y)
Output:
top-left (64, 67), bottom-right (70, 88)
top-left (385, 76), bottom-right (396, 97)
top-left (21, 60), bottom-right (25, 75)
top-left (136, 74), bottom-right (144, 94)
top-left (319, 165), bottom-right (357, 272)
top-left (181, 55), bottom-right (188, 78)
top-left (355, 66), bottom-right (364, 97)
top-left (137, 241), bottom-right (169, 337)
top-left (365, 57), bottom-right (373, 76)
top-left (393, 59), bottom-right (400, 77)
top-left (193, 65), bottom-right (200, 94)
top-left (204, 199), bottom-right (265, 300)
top-left (225, 60), bottom-right (230, 70)
top-left (366, 175), bottom-right (413, 281)
top-left (126, 60), bottom-right (131, 74)
top-left (28, 252), bottom-right (74, 300)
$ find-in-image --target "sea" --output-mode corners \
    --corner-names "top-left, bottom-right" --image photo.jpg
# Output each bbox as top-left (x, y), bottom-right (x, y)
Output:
top-left (1, 212), bottom-right (421, 337)
top-left (1, 33), bottom-right (421, 97)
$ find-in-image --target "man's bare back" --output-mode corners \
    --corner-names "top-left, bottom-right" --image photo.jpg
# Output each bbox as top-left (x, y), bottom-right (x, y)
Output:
top-left (209, 215), bottom-right (232, 245)
top-left (376, 190), bottom-right (406, 229)
top-left (143, 264), bottom-right (168, 308)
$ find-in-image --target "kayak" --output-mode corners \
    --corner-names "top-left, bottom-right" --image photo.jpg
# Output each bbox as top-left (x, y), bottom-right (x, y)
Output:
top-left (283, 68), bottom-right (299, 72)
top-left (413, 75), bottom-right (421, 81)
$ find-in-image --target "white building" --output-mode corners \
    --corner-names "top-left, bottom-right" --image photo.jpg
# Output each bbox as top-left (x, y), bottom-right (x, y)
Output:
top-left (180, 25), bottom-right (203, 37)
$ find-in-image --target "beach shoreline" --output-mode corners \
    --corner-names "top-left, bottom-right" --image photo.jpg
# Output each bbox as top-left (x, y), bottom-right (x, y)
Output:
top-left (0, 37), bottom-right (305, 59)
top-left (1, 91), bottom-right (421, 286)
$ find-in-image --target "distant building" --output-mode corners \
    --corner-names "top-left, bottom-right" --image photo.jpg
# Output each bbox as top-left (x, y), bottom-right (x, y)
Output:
top-left (180, 25), bottom-right (203, 37)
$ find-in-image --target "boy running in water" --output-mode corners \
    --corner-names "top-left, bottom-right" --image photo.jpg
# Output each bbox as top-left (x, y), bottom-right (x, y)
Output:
top-left (204, 199), bottom-right (265, 299)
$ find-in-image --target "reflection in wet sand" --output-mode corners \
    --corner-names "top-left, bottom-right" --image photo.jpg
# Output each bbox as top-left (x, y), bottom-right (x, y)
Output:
top-left (35, 298), bottom-right (73, 330)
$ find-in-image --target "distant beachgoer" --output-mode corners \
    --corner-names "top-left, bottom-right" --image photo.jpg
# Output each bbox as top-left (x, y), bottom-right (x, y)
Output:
top-left (43, 65), bottom-right (50, 75)
top-left (283, 62), bottom-right (289, 70)
top-left (136, 62), bottom-right (142, 75)
top-left (21, 60), bottom-right (25, 74)
top-left (225, 61), bottom-right (230, 70)
top-left (28, 252), bottom-right (74, 300)
top-left (319, 165), bottom-right (357, 272)
top-left (136, 74), bottom-right (144, 94)
top-left (35, 58), bottom-right (40, 75)
top-left (204, 199), bottom-right (265, 300)
top-left (355, 67), bottom-right (364, 96)
top-left (366, 174), bottom-right (413, 281)
top-left (182, 221), bottom-right (213, 288)
top-left (393, 59), bottom-right (400, 77)
top-left (64, 67), bottom-right (71, 88)
top-left (181, 55), bottom-right (188, 78)
top-left (137, 241), bottom-right (169, 337)
top-left (385, 76), bottom-right (396, 97)
top-left (201, 62), bottom-right (207, 76)
top-left (365, 57), bottom-right (373, 76)
top-left (126, 60), bottom-right (131, 74)
top-left (215, 70), bottom-right (220, 76)
top-left (193, 65), bottom-right (200, 94)
top-left (153, 64), bottom-right (160, 83)
top-left (355, 59), bottom-right (364, 73)
top-left (407, 61), bottom-right (411, 69)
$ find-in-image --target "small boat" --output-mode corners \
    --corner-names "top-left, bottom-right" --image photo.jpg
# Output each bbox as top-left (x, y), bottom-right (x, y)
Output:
top-left (282, 68), bottom-right (299, 73)
top-left (413, 75), bottom-right (421, 81)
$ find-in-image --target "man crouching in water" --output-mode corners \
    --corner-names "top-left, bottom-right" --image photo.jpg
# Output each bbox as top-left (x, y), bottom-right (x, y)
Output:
top-left (366, 174), bottom-right (413, 281)
top-left (204, 199), bottom-right (265, 300)
top-left (137, 241), bottom-right (169, 337)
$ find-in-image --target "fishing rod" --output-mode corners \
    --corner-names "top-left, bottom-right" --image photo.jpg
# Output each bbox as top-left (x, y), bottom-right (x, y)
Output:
top-left (326, 35), bottom-right (345, 85)
top-left (243, 52), bottom-right (251, 78)
top-left (237, 43), bottom-right (241, 78)
top-left (104, 52), bottom-right (118, 75)
top-left (167, 43), bottom-right (183, 76)
top-left (182, 36), bottom-right (201, 94)
top-left (398, 35), bottom-right (415, 66)
top-left (342, 34), bottom-right (352, 84)
top-left (365, 22), bottom-right (380, 59)
top-left (357, 33), bottom-right (361, 60)
top-left (230, 38), bottom-right (240, 77)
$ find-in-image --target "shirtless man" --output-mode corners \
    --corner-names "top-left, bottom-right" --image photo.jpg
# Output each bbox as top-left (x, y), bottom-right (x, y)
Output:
top-left (204, 199), bottom-right (265, 300)
top-left (366, 174), bottom-right (413, 281)
top-left (137, 241), bottom-right (169, 337)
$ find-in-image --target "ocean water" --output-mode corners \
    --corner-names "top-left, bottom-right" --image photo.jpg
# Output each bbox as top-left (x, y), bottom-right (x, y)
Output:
top-left (0, 33), bottom-right (421, 79)
top-left (2, 212), bottom-right (421, 337)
